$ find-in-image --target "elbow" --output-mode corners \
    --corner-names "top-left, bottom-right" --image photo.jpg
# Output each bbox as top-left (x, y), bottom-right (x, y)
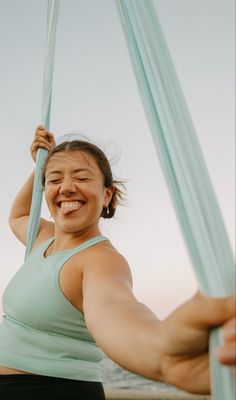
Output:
top-left (8, 206), bottom-right (18, 230)
top-left (8, 214), bottom-right (19, 233)
top-left (8, 217), bottom-right (18, 238)
top-left (8, 215), bottom-right (15, 232)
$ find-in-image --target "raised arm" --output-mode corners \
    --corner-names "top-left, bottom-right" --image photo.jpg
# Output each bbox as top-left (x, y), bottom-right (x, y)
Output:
top-left (8, 126), bottom-right (55, 245)
top-left (82, 247), bottom-right (235, 394)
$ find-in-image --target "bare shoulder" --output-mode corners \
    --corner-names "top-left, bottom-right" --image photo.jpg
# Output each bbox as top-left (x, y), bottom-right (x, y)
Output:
top-left (82, 240), bottom-right (133, 287)
top-left (82, 240), bottom-right (136, 322)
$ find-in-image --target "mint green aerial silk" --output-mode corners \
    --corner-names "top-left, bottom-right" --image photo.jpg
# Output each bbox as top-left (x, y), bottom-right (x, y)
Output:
top-left (25, 1), bottom-right (235, 398)
top-left (25, 0), bottom-right (59, 259)
top-left (116, 1), bottom-right (235, 399)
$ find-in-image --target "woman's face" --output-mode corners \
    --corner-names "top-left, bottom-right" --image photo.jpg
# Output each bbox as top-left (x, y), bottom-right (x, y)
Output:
top-left (44, 150), bottom-right (113, 235)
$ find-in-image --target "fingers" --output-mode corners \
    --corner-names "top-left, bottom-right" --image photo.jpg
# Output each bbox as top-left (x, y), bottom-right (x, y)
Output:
top-left (215, 343), bottom-right (236, 366)
top-left (215, 317), bottom-right (236, 366)
top-left (188, 292), bottom-right (236, 329)
top-left (222, 318), bottom-right (236, 342)
top-left (34, 125), bottom-right (55, 143)
top-left (31, 125), bottom-right (56, 162)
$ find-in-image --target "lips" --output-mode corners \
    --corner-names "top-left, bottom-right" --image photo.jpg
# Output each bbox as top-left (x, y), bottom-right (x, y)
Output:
top-left (59, 200), bottom-right (85, 215)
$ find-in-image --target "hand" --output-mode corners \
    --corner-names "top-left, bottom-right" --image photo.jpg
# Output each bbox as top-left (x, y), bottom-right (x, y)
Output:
top-left (158, 292), bottom-right (235, 394)
top-left (30, 125), bottom-right (56, 162)
top-left (215, 317), bottom-right (236, 366)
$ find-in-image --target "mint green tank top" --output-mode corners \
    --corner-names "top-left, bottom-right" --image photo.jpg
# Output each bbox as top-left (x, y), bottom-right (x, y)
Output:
top-left (0, 235), bottom-right (108, 381)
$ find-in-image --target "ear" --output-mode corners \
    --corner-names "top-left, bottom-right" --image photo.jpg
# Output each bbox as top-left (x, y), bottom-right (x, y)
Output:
top-left (103, 186), bottom-right (115, 207)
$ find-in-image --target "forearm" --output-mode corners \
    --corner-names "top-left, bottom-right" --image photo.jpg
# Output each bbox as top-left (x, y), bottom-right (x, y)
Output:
top-left (9, 172), bottom-right (35, 223)
top-left (86, 300), bottom-right (165, 381)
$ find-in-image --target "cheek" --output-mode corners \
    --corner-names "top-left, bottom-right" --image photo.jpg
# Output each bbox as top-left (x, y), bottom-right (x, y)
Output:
top-left (44, 187), bottom-right (56, 203)
top-left (83, 182), bottom-right (104, 197)
top-left (93, 185), bottom-right (106, 201)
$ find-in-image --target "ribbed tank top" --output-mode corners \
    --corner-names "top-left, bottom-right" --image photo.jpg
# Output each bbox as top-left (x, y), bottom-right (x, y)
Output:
top-left (0, 235), bottom-right (108, 381)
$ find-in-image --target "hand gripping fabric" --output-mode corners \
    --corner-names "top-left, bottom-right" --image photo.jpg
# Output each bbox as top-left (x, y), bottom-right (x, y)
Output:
top-left (116, 1), bottom-right (235, 399)
top-left (25, 0), bottom-right (60, 259)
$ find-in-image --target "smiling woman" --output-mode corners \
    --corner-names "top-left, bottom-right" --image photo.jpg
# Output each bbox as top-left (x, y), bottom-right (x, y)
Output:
top-left (41, 138), bottom-right (124, 220)
top-left (0, 126), bottom-right (235, 400)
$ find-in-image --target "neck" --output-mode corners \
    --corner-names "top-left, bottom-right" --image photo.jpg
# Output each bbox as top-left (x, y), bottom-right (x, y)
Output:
top-left (52, 226), bottom-right (102, 252)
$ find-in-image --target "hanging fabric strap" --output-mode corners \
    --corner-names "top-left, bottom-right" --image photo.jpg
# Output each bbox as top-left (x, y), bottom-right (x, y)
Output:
top-left (25, 0), bottom-right (60, 259)
top-left (116, 1), bottom-right (235, 399)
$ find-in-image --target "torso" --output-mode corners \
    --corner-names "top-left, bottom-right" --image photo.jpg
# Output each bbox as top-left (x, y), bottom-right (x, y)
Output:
top-left (0, 237), bottom-right (113, 375)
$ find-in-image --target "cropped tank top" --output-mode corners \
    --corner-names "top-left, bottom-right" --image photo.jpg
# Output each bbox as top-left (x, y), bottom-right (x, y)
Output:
top-left (0, 235), bottom-right (108, 381)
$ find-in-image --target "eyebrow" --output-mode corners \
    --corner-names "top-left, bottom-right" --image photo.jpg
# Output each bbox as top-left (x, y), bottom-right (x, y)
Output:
top-left (46, 168), bottom-right (93, 177)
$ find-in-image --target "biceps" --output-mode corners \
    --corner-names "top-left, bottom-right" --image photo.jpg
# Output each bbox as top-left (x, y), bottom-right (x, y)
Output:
top-left (83, 275), bottom-right (135, 329)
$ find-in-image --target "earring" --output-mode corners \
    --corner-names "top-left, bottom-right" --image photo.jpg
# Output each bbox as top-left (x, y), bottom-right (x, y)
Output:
top-left (106, 205), bottom-right (109, 215)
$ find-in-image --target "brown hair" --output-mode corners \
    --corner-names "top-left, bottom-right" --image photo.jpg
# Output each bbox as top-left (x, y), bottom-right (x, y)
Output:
top-left (41, 140), bottom-right (125, 218)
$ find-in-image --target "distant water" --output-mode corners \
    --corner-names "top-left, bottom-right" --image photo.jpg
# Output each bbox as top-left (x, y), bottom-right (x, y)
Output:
top-left (100, 356), bottom-right (178, 393)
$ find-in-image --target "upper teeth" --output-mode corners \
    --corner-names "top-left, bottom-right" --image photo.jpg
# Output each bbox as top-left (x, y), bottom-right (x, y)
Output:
top-left (61, 201), bottom-right (79, 208)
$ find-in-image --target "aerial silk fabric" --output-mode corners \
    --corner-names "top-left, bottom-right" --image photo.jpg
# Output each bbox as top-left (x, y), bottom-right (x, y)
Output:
top-left (116, 1), bottom-right (235, 399)
top-left (25, 0), bottom-right (60, 259)
top-left (25, 0), bottom-right (234, 397)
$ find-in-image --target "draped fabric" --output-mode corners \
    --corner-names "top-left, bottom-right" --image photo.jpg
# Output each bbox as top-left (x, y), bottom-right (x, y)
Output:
top-left (116, 1), bottom-right (235, 399)
top-left (24, 0), bottom-right (234, 397)
top-left (25, 0), bottom-right (60, 259)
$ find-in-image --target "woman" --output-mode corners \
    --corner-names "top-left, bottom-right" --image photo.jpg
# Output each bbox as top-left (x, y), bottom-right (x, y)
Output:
top-left (0, 125), bottom-right (235, 400)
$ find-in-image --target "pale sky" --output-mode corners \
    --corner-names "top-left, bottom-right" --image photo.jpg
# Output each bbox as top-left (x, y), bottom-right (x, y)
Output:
top-left (0, 0), bottom-right (235, 319)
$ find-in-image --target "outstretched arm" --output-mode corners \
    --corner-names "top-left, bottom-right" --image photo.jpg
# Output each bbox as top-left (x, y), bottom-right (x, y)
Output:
top-left (83, 248), bottom-right (164, 381)
top-left (83, 247), bottom-right (235, 394)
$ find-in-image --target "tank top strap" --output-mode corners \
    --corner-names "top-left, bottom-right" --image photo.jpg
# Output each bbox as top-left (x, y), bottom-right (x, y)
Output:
top-left (62, 235), bottom-right (108, 258)
top-left (30, 236), bottom-right (55, 257)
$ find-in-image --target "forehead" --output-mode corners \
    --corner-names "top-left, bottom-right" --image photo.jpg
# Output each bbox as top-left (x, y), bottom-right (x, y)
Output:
top-left (45, 150), bottom-right (100, 173)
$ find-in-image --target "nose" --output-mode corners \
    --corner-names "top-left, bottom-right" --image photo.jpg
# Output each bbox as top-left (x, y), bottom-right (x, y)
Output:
top-left (59, 178), bottom-right (76, 195)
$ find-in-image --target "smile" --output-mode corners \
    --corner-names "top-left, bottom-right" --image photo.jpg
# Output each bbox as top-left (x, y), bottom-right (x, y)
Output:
top-left (59, 201), bottom-right (85, 215)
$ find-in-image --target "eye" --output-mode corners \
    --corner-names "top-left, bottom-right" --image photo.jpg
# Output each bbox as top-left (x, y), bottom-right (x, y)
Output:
top-left (75, 177), bottom-right (88, 182)
top-left (48, 179), bottom-right (61, 184)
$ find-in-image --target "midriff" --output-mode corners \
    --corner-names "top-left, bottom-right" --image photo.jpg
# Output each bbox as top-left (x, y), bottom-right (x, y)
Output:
top-left (0, 365), bottom-right (35, 374)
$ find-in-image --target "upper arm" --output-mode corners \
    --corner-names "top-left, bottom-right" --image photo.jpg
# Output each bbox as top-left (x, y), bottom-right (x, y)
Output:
top-left (82, 249), bottom-right (161, 377)
top-left (82, 249), bottom-right (136, 330)
top-left (9, 216), bottom-right (55, 246)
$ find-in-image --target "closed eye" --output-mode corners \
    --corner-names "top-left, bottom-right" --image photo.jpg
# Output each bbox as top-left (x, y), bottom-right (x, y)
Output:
top-left (75, 177), bottom-right (88, 181)
top-left (47, 177), bottom-right (89, 184)
top-left (48, 179), bottom-right (61, 184)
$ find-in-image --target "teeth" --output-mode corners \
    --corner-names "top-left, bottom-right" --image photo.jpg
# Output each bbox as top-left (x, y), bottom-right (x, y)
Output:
top-left (60, 201), bottom-right (83, 215)
top-left (61, 201), bottom-right (78, 208)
